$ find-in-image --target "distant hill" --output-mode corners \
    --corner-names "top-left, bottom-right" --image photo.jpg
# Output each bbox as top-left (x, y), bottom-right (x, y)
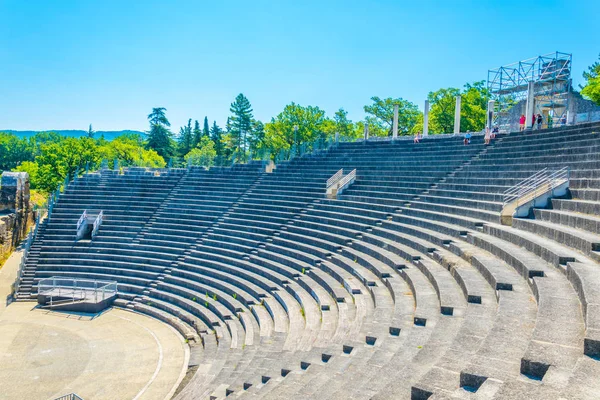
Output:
top-left (1, 130), bottom-right (146, 141)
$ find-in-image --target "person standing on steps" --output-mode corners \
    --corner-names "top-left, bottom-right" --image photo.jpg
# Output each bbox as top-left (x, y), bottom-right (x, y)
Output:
top-left (519, 114), bottom-right (526, 131)
top-left (484, 127), bottom-right (491, 145)
top-left (537, 113), bottom-right (543, 130)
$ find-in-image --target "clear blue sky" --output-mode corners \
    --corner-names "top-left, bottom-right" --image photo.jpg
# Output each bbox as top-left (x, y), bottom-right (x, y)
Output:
top-left (1, 0), bottom-right (598, 132)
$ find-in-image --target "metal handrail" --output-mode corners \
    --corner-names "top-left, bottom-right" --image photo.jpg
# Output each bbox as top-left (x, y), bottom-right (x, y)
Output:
top-left (76, 210), bottom-right (87, 231)
top-left (337, 169), bottom-right (357, 193)
top-left (503, 167), bottom-right (570, 207)
top-left (327, 169), bottom-right (344, 188)
top-left (91, 211), bottom-right (103, 238)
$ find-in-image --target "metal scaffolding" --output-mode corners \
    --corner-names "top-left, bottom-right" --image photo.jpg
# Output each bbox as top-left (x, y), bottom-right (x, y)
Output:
top-left (487, 52), bottom-right (572, 131)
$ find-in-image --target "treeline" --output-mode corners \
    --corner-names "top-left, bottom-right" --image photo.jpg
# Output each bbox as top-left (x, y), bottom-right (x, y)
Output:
top-left (0, 131), bottom-right (164, 192)
top-left (150, 81), bottom-right (491, 165)
top-left (1, 80), bottom-right (491, 194)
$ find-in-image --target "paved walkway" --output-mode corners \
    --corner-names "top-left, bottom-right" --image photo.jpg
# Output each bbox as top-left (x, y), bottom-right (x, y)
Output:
top-left (0, 247), bottom-right (23, 313)
top-left (0, 251), bottom-right (189, 400)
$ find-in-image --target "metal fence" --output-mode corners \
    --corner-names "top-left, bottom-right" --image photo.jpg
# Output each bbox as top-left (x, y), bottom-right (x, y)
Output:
top-left (38, 277), bottom-right (118, 306)
top-left (53, 393), bottom-right (84, 400)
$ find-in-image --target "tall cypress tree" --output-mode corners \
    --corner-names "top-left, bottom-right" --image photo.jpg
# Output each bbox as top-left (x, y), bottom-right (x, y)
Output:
top-left (87, 124), bottom-right (95, 138)
top-left (193, 120), bottom-right (202, 146)
top-left (210, 121), bottom-right (224, 165)
top-left (178, 118), bottom-right (194, 156)
top-left (203, 117), bottom-right (210, 138)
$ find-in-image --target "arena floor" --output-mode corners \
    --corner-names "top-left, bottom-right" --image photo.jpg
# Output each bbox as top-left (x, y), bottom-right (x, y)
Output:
top-left (0, 251), bottom-right (189, 400)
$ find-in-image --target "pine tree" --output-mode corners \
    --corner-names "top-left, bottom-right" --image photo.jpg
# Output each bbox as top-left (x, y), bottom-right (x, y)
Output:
top-left (210, 121), bottom-right (224, 165)
top-left (193, 120), bottom-right (202, 146)
top-left (87, 124), bottom-right (95, 139)
top-left (178, 119), bottom-right (194, 157)
top-left (229, 93), bottom-right (254, 161)
top-left (203, 117), bottom-right (210, 138)
top-left (146, 107), bottom-right (174, 160)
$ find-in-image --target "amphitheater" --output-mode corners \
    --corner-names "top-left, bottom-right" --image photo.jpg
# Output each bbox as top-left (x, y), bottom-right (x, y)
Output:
top-left (4, 122), bottom-right (600, 399)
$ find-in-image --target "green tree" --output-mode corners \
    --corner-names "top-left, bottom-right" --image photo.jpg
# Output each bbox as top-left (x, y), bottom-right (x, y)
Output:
top-left (428, 87), bottom-right (461, 134)
top-left (203, 117), bottom-right (210, 138)
top-left (427, 81), bottom-right (489, 134)
top-left (229, 93), bottom-right (254, 161)
top-left (178, 119), bottom-right (194, 157)
top-left (460, 81), bottom-right (490, 132)
top-left (87, 124), bottom-right (95, 138)
top-left (249, 120), bottom-right (266, 157)
top-left (33, 137), bottom-right (101, 192)
top-left (210, 121), bottom-right (225, 165)
top-left (148, 107), bottom-right (170, 126)
top-left (333, 108), bottom-right (355, 138)
top-left (13, 161), bottom-right (39, 188)
top-left (264, 103), bottom-right (328, 153)
top-left (193, 120), bottom-right (202, 146)
top-left (146, 107), bottom-right (174, 159)
top-left (581, 54), bottom-right (600, 105)
top-left (0, 132), bottom-right (34, 170)
top-left (99, 135), bottom-right (165, 168)
top-left (185, 136), bottom-right (216, 167)
top-left (363, 97), bottom-right (421, 136)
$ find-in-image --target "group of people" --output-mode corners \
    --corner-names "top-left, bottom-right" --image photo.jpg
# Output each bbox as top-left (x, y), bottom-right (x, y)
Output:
top-left (519, 113), bottom-right (544, 131)
top-left (519, 113), bottom-right (567, 131)
top-left (464, 126), bottom-right (499, 146)
top-left (412, 111), bottom-right (568, 146)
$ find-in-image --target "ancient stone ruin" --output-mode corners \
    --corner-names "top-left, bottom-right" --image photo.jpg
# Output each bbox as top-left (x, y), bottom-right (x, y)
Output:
top-left (0, 172), bottom-right (33, 258)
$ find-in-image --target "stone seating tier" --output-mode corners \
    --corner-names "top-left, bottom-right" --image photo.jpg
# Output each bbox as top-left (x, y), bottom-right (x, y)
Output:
top-left (19, 122), bottom-right (600, 399)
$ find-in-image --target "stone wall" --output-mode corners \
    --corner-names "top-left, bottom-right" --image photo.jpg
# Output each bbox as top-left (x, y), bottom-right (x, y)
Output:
top-left (0, 172), bottom-right (34, 259)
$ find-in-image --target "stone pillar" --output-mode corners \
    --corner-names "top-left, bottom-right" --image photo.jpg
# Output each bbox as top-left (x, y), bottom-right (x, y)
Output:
top-left (0, 172), bottom-right (29, 213)
top-left (487, 100), bottom-right (495, 130)
top-left (423, 100), bottom-right (430, 136)
top-left (364, 123), bottom-right (369, 140)
top-left (525, 81), bottom-right (535, 130)
top-left (392, 104), bottom-right (399, 139)
top-left (454, 96), bottom-right (462, 134)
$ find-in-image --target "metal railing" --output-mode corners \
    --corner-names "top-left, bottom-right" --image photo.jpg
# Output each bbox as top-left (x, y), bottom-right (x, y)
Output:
top-left (327, 169), bottom-right (344, 188)
top-left (38, 277), bottom-right (118, 307)
top-left (53, 393), bottom-right (84, 400)
top-left (337, 169), bottom-right (357, 195)
top-left (76, 210), bottom-right (87, 231)
top-left (91, 211), bottom-right (103, 238)
top-left (503, 167), bottom-right (570, 207)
